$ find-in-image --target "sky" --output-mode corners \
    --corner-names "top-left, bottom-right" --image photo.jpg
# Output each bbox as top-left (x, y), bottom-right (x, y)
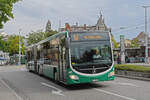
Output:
top-left (1, 0), bottom-right (150, 41)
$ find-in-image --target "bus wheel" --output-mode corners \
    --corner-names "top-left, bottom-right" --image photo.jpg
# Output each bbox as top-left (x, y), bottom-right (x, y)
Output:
top-left (28, 66), bottom-right (31, 72)
top-left (28, 68), bottom-right (31, 72)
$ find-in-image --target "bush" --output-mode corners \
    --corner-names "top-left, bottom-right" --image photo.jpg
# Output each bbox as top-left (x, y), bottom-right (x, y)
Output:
top-left (115, 64), bottom-right (150, 73)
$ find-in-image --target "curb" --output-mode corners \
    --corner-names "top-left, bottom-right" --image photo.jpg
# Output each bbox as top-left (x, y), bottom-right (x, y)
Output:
top-left (115, 74), bottom-right (150, 81)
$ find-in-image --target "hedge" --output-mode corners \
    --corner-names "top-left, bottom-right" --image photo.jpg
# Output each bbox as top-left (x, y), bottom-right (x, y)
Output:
top-left (115, 64), bottom-right (150, 73)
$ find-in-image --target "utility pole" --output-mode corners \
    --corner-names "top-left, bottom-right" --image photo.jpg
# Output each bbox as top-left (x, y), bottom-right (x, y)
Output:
top-left (120, 35), bottom-right (125, 64)
top-left (142, 6), bottom-right (150, 63)
top-left (18, 29), bottom-right (21, 65)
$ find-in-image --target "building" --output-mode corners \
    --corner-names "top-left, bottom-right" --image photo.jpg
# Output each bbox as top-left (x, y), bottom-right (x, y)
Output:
top-left (133, 32), bottom-right (150, 47)
top-left (114, 32), bottom-right (150, 63)
top-left (124, 39), bottom-right (132, 48)
top-left (117, 32), bottom-right (150, 48)
top-left (0, 50), bottom-right (9, 65)
top-left (45, 20), bottom-right (51, 32)
top-left (60, 13), bottom-right (111, 32)
top-left (118, 39), bottom-right (132, 48)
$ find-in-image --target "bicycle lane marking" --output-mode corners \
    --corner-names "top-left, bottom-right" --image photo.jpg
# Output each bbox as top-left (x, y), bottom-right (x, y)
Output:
top-left (40, 82), bottom-right (65, 96)
top-left (94, 88), bottom-right (136, 100)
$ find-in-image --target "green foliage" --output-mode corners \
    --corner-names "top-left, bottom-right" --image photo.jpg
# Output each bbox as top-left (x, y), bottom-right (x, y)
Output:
top-left (0, 35), bottom-right (25, 55)
top-left (111, 34), bottom-right (118, 48)
top-left (115, 64), bottom-right (150, 73)
top-left (27, 30), bottom-right (45, 45)
top-left (0, 0), bottom-right (19, 28)
top-left (27, 30), bottom-right (57, 45)
top-left (44, 30), bottom-right (57, 38)
top-left (131, 38), bottom-right (139, 48)
top-left (0, 36), bottom-right (7, 52)
top-left (6, 35), bottom-right (25, 55)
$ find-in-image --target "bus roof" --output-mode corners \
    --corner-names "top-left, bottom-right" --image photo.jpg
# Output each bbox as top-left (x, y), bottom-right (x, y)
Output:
top-left (27, 32), bottom-right (66, 49)
top-left (27, 31), bottom-right (110, 49)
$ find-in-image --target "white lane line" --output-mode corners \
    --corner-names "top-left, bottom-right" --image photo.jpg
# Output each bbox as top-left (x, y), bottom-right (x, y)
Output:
top-left (109, 82), bottom-right (139, 87)
top-left (94, 88), bottom-right (136, 100)
top-left (0, 79), bottom-right (24, 100)
top-left (20, 68), bottom-right (28, 71)
top-left (40, 82), bottom-right (65, 96)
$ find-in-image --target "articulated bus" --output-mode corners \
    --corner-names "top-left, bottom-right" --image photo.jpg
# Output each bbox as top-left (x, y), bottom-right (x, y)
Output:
top-left (26, 31), bottom-right (115, 85)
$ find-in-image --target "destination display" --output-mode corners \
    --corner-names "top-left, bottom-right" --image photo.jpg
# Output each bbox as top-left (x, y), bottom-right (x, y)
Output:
top-left (83, 35), bottom-right (102, 39)
top-left (70, 32), bottom-right (109, 41)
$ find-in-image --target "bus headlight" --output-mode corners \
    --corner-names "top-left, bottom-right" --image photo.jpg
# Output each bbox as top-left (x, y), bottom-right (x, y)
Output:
top-left (69, 75), bottom-right (79, 80)
top-left (108, 71), bottom-right (115, 77)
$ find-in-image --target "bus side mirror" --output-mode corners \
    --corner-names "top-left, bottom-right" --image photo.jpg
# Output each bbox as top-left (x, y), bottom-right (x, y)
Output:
top-left (66, 38), bottom-right (70, 49)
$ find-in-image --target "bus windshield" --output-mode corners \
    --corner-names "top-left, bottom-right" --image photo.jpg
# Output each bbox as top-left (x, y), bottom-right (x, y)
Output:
top-left (70, 41), bottom-right (112, 66)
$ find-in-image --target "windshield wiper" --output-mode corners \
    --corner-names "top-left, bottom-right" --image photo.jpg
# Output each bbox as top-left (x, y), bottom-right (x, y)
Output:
top-left (102, 63), bottom-right (112, 67)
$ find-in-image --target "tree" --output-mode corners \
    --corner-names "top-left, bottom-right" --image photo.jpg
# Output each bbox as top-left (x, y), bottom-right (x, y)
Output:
top-left (27, 30), bottom-right (45, 45)
top-left (27, 30), bottom-right (57, 45)
top-left (111, 34), bottom-right (119, 48)
top-left (44, 30), bottom-right (57, 38)
top-left (131, 38), bottom-right (139, 48)
top-left (0, 35), bottom-right (25, 55)
top-left (0, 0), bottom-right (19, 28)
top-left (0, 36), bottom-right (7, 52)
top-left (7, 35), bottom-right (25, 55)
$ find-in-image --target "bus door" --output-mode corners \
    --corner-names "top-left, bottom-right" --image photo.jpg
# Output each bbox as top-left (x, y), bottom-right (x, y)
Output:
top-left (33, 46), bottom-right (38, 73)
top-left (58, 45), bottom-right (67, 82)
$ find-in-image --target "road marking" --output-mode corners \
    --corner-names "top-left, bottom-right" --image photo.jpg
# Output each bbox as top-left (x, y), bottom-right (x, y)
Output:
top-left (94, 88), bottom-right (136, 100)
top-left (20, 68), bottom-right (28, 71)
top-left (40, 82), bottom-right (65, 96)
top-left (0, 78), bottom-right (24, 100)
top-left (109, 82), bottom-right (139, 87)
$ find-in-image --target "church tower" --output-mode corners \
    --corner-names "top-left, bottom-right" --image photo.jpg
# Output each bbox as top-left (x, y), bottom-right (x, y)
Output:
top-left (45, 20), bottom-right (51, 32)
top-left (96, 12), bottom-right (108, 31)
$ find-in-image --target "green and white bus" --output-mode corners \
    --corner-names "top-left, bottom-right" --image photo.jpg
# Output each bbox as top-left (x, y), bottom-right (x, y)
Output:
top-left (26, 31), bottom-right (115, 85)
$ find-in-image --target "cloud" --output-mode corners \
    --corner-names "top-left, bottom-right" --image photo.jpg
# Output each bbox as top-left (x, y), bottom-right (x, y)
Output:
top-left (3, 0), bottom-right (110, 35)
top-left (2, 0), bottom-right (150, 41)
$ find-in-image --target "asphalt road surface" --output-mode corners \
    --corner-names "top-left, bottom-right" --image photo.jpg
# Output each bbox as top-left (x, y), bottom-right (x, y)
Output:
top-left (0, 65), bottom-right (150, 100)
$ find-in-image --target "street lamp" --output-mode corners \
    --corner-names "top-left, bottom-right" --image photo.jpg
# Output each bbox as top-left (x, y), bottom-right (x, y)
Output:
top-left (142, 6), bottom-right (150, 64)
top-left (18, 29), bottom-right (21, 65)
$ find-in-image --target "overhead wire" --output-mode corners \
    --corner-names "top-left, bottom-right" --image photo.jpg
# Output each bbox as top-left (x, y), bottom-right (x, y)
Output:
top-left (112, 18), bottom-right (150, 35)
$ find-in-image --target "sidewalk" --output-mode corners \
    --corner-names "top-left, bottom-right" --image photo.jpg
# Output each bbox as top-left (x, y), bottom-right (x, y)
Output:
top-left (0, 64), bottom-right (25, 67)
top-left (0, 65), bottom-right (26, 72)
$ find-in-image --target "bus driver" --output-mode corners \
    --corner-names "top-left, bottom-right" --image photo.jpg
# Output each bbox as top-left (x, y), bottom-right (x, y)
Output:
top-left (92, 48), bottom-right (101, 59)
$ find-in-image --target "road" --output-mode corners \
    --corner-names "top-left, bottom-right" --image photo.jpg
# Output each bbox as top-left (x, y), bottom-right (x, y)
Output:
top-left (0, 65), bottom-right (150, 100)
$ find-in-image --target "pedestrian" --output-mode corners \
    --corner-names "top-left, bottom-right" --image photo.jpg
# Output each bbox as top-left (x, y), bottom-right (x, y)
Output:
top-left (117, 54), bottom-right (121, 64)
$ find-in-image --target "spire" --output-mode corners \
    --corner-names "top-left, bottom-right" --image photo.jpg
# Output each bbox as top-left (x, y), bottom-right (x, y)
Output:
top-left (96, 11), bottom-right (108, 31)
top-left (99, 11), bottom-right (102, 19)
top-left (45, 20), bottom-right (51, 32)
top-left (96, 11), bottom-right (103, 25)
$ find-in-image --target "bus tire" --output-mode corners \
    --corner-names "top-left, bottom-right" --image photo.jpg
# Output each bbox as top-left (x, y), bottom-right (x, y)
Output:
top-left (28, 68), bottom-right (31, 72)
top-left (28, 66), bottom-right (31, 72)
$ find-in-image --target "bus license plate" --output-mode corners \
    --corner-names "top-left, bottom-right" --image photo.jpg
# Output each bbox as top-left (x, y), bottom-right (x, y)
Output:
top-left (92, 79), bottom-right (98, 82)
